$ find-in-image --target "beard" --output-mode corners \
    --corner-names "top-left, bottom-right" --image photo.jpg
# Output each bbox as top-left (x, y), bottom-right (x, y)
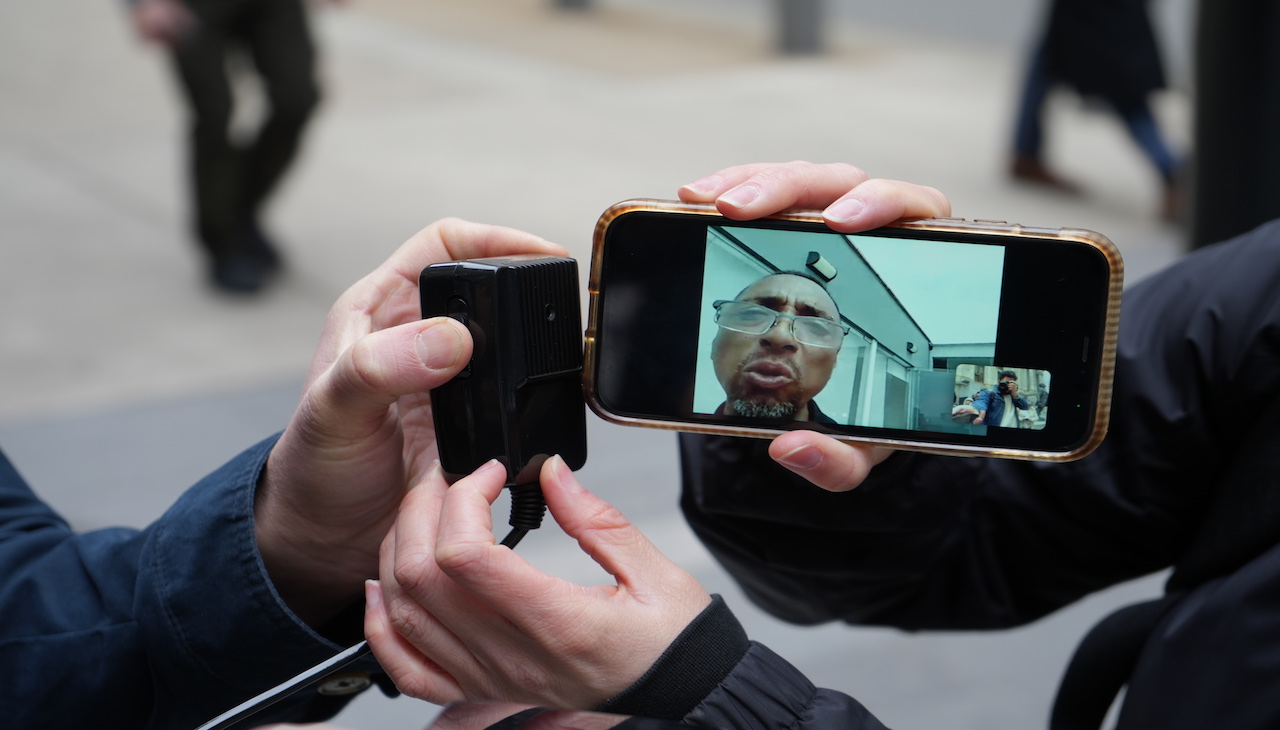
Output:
top-left (730, 395), bottom-right (799, 420)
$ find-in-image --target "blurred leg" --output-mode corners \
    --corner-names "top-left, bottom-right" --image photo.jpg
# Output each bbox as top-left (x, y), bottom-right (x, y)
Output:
top-left (169, 9), bottom-right (240, 262)
top-left (1115, 98), bottom-right (1182, 222)
top-left (1115, 99), bottom-right (1177, 182)
top-left (1010, 42), bottom-right (1080, 194)
top-left (239, 0), bottom-right (320, 266)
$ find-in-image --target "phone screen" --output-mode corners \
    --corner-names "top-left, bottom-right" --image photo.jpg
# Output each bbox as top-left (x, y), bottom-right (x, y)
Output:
top-left (586, 203), bottom-right (1120, 459)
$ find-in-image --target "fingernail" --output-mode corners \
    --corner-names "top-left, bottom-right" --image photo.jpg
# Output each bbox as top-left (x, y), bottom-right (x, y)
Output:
top-left (721, 183), bottom-right (761, 208)
top-left (549, 455), bottom-right (585, 493)
top-left (364, 579), bottom-right (383, 611)
top-left (826, 197), bottom-right (866, 223)
top-left (415, 322), bottom-right (464, 370)
top-left (776, 444), bottom-right (824, 471)
top-left (682, 175), bottom-right (719, 195)
top-left (473, 459), bottom-right (507, 481)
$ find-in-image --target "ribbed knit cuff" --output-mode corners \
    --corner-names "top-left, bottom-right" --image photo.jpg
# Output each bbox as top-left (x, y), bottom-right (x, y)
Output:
top-left (595, 595), bottom-right (749, 721)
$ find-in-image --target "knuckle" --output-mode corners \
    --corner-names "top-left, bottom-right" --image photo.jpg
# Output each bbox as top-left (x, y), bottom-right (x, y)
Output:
top-left (392, 670), bottom-right (436, 701)
top-left (391, 546), bottom-right (437, 597)
top-left (434, 540), bottom-right (491, 580)
top-left (584, 500), bottom-right (630, 532)
top-left (580, 502), bottom-right (644, 548)
top-left (385, 596), bottom-right (431, 647)
top-left (337, 337), bottom-right (387, 398)
top-left (923, 185), bottom-right (952, 214)
top-left (827, 162), bottom-right (869, 181)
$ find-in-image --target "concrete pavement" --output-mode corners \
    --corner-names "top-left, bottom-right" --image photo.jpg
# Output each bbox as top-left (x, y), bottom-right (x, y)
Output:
top-left (0, 1), bottom-right (1186, 727)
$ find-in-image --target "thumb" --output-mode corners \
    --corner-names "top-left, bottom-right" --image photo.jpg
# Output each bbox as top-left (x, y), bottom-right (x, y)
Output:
top-left (303, 317), bottom-right (471, 439)
top-left (768, 431), bottom-right (891, 492)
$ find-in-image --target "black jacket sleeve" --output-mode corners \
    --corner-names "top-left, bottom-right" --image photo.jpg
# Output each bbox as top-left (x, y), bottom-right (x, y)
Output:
top-left (686, 641), bottom-right (888, 730)
top-left (681, 218), bottom-right (1280, 630)
top-left (601, 596), bottom-right (889, 729)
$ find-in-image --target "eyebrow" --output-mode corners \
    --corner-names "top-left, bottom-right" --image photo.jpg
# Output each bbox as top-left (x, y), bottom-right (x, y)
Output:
top-left (749, 295), bottom-right (833, 319)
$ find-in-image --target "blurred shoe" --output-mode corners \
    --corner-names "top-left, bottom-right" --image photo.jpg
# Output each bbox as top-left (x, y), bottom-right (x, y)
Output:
top-left (210, 250), bottom-right (267, 293)
top-left (1011, 155), bottom-right (1083, 195)
top-left (240, 217), bottom-right (284, 273)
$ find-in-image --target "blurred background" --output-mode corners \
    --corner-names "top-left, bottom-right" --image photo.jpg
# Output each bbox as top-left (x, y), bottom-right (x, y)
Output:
top-left (1, 0), bottom-right (1198, 728)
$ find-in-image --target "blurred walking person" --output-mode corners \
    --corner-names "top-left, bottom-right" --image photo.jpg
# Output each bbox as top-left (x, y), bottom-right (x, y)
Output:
top-left (1010, 0), bottom-right (1182, 222)
top-left (129, 0), bottom-right (322, 293)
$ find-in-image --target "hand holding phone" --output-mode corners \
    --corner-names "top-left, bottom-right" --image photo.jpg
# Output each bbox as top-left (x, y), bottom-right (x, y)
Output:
top-left (586, 166), bottom-right (1121, 463)
top-left (677, 162), bottom-right (951, 229)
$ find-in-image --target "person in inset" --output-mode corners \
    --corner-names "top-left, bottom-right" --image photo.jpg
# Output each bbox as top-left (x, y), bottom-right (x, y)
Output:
top-left (709, 272), bottom-right (847, 423)
top-left (128, 0), bottom-right (323, 292)
top-left (1011, 0), bottom-right (1182, 222)
top-left (953, 369), bottom-right (1031, 427)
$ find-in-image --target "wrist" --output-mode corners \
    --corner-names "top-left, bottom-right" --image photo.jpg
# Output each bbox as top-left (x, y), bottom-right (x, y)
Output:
top-left (254, 451), bottom-right (383, 628)
top-left (596, 595), bottom-right (749, 721)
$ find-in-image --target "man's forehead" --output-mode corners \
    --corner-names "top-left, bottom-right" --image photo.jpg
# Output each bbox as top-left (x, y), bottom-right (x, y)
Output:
top-left (739, 274), bottom-right (837, 312)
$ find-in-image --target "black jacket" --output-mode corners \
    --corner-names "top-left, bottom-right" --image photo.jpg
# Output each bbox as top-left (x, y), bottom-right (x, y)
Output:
top-left (681, 218), bottom-right (1280, 728)
top-left (1044, 0), bottom-right (1165, 106)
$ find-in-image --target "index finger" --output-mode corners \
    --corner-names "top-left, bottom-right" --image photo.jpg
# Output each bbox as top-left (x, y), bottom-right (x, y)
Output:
top-left (381, 218), bottom-right (568, 287)
top-left (313, 218), bottom-right (568, 376)
top-left (431, 462), bottom-right (557, 607)
top-left (678, 161), bottom-right (870, 218)
top-left (677, 161), bottom-right (951, 232)
top-left (819, 177), bottom-right (951, 232)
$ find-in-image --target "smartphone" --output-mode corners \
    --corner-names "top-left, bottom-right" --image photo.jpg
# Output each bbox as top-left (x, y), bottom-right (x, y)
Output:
top-left (583, 199), bottom-right (1122, 462)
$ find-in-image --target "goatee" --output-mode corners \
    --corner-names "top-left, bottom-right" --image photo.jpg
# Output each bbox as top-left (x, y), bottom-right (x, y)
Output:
top-left (731, 397), bottom-right (798, 420)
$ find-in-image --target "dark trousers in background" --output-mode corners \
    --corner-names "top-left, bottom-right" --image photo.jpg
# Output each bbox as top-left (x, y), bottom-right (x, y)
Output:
top-left (1013, 43), bottom-right (1178, 183)
top-left (169, 0), bottom-right (319, 262)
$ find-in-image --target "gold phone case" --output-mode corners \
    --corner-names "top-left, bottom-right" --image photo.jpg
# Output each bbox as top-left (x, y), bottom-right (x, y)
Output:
top-left (583, 199), bottom-right (1123, 462)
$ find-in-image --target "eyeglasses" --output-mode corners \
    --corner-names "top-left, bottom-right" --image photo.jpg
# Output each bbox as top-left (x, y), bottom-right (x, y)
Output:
top-left (713, 300), bottom-right (848, 349)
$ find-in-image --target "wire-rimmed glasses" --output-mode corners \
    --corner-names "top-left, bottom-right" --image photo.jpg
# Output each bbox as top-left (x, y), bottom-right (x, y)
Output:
top-left (713, 299), bottom-right (847, 349)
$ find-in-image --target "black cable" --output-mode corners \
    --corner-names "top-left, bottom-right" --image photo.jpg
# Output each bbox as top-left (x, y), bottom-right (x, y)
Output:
top-left (499, 529), bottom-right (529, 549)
top-left (500, 482), bottom-right (547, 549)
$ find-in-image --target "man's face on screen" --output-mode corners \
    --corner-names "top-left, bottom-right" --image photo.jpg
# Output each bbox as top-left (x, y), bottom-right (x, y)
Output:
top-left (711, 274), bottom-right (841, 421)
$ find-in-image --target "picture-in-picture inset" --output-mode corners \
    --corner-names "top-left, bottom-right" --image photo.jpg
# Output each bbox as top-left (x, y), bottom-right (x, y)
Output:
top-left (950, 365), bottom-right (1052, 431)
